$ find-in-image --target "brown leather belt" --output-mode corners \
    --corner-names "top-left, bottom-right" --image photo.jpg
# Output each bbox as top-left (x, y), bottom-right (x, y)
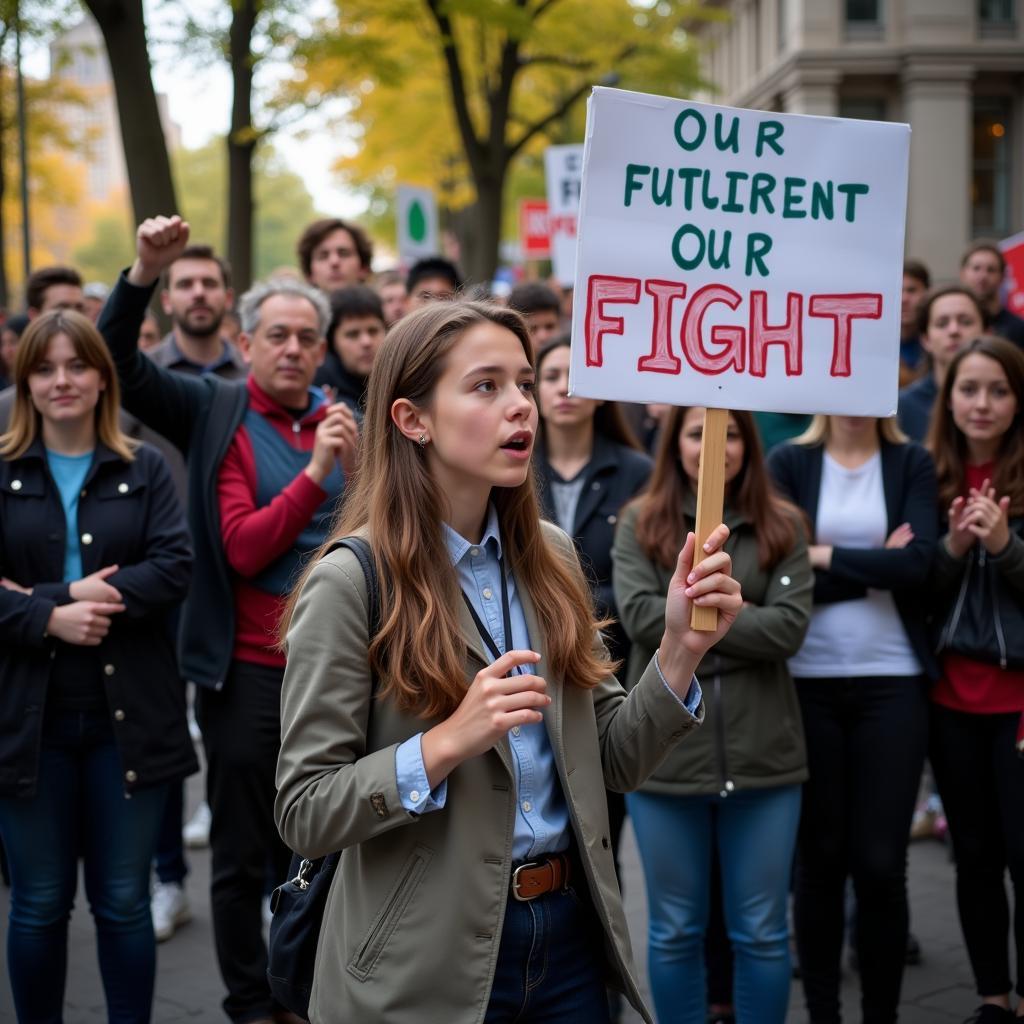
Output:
top-left (510, 852), bottom-right (572, 902)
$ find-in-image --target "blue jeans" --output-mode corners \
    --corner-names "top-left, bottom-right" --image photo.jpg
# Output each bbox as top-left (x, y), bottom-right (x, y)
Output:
top-left (485, 882), bottom-right (612, 1023)
top-left (627, 785), bottom-right (802, 1024)
top-left (0, 708), bottom-right (168, 1024)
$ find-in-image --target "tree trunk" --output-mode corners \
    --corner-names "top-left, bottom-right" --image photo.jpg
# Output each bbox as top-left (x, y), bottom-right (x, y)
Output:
top-left (227, 0), bottom-right (258, 296)
top-left (83, 0), bottom-right (178, 224)
top-left (459, 168), bottom-right (504, 284)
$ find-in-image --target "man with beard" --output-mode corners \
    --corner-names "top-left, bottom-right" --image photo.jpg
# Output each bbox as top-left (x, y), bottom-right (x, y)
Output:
top-left (147, 245), bottom-right (247, 379)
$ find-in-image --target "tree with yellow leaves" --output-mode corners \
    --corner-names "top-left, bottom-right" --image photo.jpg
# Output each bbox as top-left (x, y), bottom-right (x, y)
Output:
top-left (281, 0), bottom-right (710, 281)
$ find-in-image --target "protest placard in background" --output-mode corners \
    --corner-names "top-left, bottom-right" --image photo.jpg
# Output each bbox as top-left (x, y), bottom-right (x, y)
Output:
top-left (568, 88), bottom-right (910, 417)
top-left (396, 185), bottom-right (439, 264)
top-left (545, 144), bottom-right (584, 286)
top-left (1000, 230), bottom-right (1024, 318)
top-left (519, 199), bottom-right (551, 260)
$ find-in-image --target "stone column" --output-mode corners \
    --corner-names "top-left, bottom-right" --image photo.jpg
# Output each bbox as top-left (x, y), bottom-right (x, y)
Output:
top-left (780, 68), bottom-right (840, 117)
top-left (902, 61), bottom-right (973, 279)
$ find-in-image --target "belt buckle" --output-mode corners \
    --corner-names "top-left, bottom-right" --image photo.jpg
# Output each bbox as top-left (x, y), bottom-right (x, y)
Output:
top-left (511, 861), bottom-right (539, 902)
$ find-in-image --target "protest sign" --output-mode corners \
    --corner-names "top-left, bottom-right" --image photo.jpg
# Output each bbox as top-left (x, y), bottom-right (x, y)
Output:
top-left (545, 144), bottom-right (584, 285)
top-left (1000, 231), bottom-right (1024, 318)
top-left (568, 87), bottom-right (910, 418)
top-left (397, 186), bottom-right (438, 264)
top-left (569, 88), bottom-right (910, 627)
top-left (519, 199), bottom-right (551, 260)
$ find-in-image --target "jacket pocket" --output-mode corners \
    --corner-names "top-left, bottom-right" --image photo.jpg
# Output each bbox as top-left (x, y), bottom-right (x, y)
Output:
top-left (346, 843), bottom-right (433, 982)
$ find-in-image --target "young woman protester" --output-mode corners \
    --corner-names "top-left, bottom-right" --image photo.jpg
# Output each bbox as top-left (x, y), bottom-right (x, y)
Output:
top-left (0, 311), bottom-right (194, 1022)
top-left (926, 337), bottom-right (1024, 1024)
top-left (613, 405), bottom-right (812, 1024)
top-left (274, 301), bottom-right (743, 1024)
top-left (768, 414), bottom-right (939, 1024)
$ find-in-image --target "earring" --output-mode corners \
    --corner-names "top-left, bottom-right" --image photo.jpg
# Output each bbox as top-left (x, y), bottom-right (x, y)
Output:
top-left (417, 434), bottom-right (428, 448)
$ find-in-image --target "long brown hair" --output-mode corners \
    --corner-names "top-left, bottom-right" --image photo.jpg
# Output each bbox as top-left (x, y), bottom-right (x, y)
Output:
top-left (927, 336), bottom-right (1024, 515)
top-left (0, 310), bottom-right (136, 461)
top-left (632, 406), bottom-right (800, 570)
top-left (279, 301), bottom-right (613, 719)
top-left (535, 336), bottom-right (642, 451)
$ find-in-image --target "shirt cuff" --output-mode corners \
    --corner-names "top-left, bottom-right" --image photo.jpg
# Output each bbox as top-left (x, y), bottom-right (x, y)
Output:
top-left (395, 734), bottom-right (448, 815)
top-left (654, 649), bottom-right (702, 719)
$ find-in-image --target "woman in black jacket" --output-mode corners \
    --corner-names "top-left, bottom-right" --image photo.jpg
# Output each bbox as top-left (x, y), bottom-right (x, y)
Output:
top-left (768, 416), bottom-right (939, 1024)
top-left (0, 310), bottom-right (194, 1023)
top-left (926, 337), bottom-right (1024, 1024)
top-left (533, 336), bottom-right (652, 667)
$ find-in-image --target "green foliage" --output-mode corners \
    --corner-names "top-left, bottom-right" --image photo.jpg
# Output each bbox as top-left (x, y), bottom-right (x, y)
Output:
top-left (71, 203), bottom-right (134, 285)
top-left (277, 0), bottom-right (709, 266)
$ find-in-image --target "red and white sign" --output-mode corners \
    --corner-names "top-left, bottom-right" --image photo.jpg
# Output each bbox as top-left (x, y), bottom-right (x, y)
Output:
top-left (519, 199), bottom-right (551, 260)
top-left (1000, 231), bottom-right (1024, 318)
top-left (569, 88), bottom-right (910, 417)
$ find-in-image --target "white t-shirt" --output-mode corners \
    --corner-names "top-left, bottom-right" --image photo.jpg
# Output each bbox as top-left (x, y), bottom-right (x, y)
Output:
top-left (787, 452), bottom-right (922, 679)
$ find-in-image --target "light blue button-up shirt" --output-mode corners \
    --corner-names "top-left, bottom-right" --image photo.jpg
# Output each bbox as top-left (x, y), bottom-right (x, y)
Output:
top-left (394, 506), bottom-right (701, 860)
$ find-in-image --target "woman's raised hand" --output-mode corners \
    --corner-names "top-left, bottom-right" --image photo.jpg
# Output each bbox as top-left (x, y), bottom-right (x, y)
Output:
top-left (659, 526), bottom-right (742, 685)
top-left (964, 480), bottom-right (1011, 555)
top-left (420, 650), bottom-right (550, 789)
top-left (946, 496), bottom-right (974, 558)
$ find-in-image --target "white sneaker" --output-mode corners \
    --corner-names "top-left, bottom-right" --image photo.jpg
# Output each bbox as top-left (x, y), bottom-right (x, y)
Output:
top-left (151, 881), bottom-right (191, 942)
top-left (182, 801), bottom-right (211, 848)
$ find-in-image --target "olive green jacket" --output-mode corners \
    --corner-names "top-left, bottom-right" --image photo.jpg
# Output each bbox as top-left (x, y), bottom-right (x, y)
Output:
top-left (275, 522), bottom-right (705, 1024)
top-left (612, 497), bottom-right (811, 796)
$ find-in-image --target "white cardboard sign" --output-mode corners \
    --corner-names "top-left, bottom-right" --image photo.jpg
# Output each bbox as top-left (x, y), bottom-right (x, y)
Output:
top-left (569, 88), bottom-right (910, 416)
top-left (544, 144), bottom-right (584, 286)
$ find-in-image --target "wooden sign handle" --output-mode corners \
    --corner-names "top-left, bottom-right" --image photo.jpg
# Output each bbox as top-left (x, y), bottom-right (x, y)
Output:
top-left (691, 407), bottom-right (730, 632)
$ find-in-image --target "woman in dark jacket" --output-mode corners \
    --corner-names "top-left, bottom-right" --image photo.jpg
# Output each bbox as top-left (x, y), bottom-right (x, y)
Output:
top-left (926, 337), bottom-right (1024, 1024)
top-left (614, 405), bottom-right (811, 1024)
top-left (0, 310), bottom-right (194, 1023)
top-left (533, 335), bottom-right (652, 667)
top-left (768, 416), bottom-right (938, 1024)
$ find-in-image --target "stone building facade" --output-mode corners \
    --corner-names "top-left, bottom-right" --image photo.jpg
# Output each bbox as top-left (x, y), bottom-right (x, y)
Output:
top-left (689, 0), bottom-right (1024, 279)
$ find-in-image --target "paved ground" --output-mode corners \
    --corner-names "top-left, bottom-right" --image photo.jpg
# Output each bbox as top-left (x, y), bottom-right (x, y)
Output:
top-left (0, 778), bottom-right (983, 1023)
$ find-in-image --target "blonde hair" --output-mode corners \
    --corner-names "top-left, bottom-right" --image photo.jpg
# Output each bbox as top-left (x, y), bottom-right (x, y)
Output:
top-left (792, 414), bottom-right (907, 447)
top-left (0, 310), bottom-right (137, 461)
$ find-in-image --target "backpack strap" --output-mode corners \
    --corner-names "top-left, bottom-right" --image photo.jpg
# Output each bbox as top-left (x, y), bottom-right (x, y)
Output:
top-left (324, 536), bottom-right (380, 641)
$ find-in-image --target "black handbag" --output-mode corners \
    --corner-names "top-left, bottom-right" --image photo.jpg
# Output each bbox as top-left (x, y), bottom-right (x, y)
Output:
top-left (267, 536), bottom-right (380, 1019)
top-left (934, 528), bottom-right (1024, 671)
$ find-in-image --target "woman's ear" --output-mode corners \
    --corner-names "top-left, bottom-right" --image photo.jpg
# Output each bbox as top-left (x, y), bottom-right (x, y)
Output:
top-left (391, 397), bottom-right (430, 445)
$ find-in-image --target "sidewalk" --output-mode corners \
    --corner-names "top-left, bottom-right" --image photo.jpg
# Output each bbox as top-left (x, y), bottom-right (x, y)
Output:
top-left (0, 791), bottom-right (978, 1022)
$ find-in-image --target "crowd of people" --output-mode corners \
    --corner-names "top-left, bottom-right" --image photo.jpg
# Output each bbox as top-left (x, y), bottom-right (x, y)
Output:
top-left (0, 210), bottom-right (1022, 1024)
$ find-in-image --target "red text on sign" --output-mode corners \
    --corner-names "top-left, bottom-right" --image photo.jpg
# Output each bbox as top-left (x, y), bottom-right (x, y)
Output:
top-left (584, 275), bottom-right (882, 379)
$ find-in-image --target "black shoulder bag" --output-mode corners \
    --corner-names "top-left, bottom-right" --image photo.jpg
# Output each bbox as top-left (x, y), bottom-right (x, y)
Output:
top-left (267, 536), bottom-right (380, 1019)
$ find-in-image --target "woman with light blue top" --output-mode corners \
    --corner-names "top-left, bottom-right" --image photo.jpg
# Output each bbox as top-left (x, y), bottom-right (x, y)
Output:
top-left (0, 310), bottom-right (193, 1023)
